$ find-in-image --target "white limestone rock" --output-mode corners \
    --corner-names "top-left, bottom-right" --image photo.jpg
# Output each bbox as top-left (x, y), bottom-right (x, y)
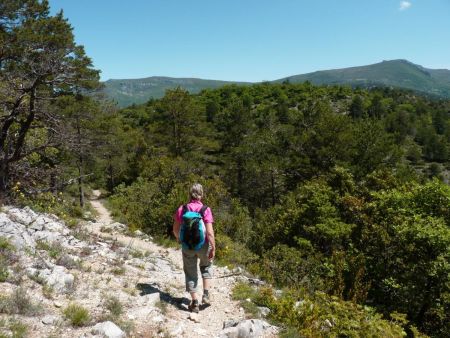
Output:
top-left (42, 315), bottom-right (58, 325)
top-left (217, 319), bottom-right (278, 338)
top-left (258, 306), bottom-right (271, 317)
top-left (27, 265), bottom-right (74, 293)
top-left (168, 322), bottom-right (185, 337)
top-left (6, 206), bottom-right (37, 226)
top-left (0, 214), bottom-right (35, 251)
top-left (92, 321), bottom-right (125, 338)
top-left (110, 222), bottom-right (127, 232)
top-left (189, 312), bottom-right (200, 323)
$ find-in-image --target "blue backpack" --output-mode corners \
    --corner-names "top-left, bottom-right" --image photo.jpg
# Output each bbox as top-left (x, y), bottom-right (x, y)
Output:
top-left (179, 205), bottom-right (207, 250)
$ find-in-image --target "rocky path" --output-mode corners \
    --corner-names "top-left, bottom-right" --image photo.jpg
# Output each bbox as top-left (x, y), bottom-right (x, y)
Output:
top-left (0, 198), bottom-right (277, 337)
top-left (88, 192), bottom-right (257, 337)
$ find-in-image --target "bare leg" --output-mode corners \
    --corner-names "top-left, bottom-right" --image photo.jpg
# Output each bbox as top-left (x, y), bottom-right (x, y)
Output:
top-left (203, 278), bottom-right (211, 291)
top-left (190, 292), bottom-right (198, 300)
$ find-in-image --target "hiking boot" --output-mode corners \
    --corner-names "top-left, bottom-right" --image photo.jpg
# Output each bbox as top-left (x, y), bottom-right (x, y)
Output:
top-left (202, 292), bottom-right (211, 306)
top-left (188, 299), bottom-right (199, 313)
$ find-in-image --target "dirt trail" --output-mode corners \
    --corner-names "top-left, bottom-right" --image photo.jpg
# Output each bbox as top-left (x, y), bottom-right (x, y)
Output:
top-left (89, 190), bottom-right (248, 337)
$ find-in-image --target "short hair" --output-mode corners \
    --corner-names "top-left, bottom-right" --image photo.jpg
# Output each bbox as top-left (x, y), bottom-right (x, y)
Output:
top-left (190, 183), bottom-right (204, 200)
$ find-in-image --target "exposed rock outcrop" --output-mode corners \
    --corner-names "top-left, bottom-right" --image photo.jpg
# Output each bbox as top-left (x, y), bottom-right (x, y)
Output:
top-left (0, 204), bottom-right (279, 337)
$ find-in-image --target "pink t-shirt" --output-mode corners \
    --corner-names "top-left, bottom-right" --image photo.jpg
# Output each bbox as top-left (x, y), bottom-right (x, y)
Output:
top-left (174, 199), bottom-right (214, 224)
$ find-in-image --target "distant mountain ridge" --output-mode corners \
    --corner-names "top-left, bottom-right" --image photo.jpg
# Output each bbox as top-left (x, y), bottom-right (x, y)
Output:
top-left (102, 77), bottom-right (250, 107)
top-left (276, 60), bottom-right (450, 98)
top-left (102, 60), bottom-right (450, 107)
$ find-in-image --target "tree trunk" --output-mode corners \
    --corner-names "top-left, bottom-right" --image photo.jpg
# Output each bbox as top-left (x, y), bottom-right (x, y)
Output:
top-left (172, 110), bottom-right (181, 157)
top-left (0, 160), bottom-right (9, 203)
top-left (236, 157), bottom-right (243, 197)
top-left (107, 154), bottom-right (114, 193)
top-left (50, 172), bottom-right (57, 194)
top-left (271, 169), bottom-right (276, 206)
top-left (76, 117), bottom-right (84, 208)
top-left (78, 162), bottom-right (84, 207)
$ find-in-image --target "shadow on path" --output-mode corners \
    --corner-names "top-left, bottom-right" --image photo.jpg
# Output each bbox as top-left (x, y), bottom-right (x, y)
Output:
top-left (137, 282), bottom-right (191, 312)
top-left (137, 283), bottom-right (212, 312)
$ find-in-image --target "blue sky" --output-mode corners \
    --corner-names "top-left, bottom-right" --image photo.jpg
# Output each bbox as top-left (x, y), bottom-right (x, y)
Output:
top-left (49, 0), bottom-right (450, 82)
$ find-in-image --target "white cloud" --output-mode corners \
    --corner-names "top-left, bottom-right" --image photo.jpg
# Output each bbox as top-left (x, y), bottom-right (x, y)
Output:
top-left (399, 1), bottom-right (412, 11)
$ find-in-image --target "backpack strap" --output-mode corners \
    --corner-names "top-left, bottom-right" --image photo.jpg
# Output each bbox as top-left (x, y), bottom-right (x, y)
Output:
top-left (199, 205), bottom-right (208, 218)
top-left (182, 204), bottom-right (189, 215)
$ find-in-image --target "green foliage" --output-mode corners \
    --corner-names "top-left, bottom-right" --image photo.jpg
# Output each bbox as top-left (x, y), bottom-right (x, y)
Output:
top-left (104, 296), bottom-right (123, 319)
top-left (0, 237), bottom-right (16, 282)
top-left (8, 320), bottom-right (28, 338)
top-left (0, 260), bottom-right (8, 283)
top-left (362, 182), bottom-right (450, 336)
top-left (103, 60), bottom-right (450, 108)
top-left (103, 77), bottom-right (249, 107)
top-left (217, 198), bottom-right (253, 245)
top-left (272, 291), bottom-right (408, 338)
top-left (109, 178), bottom-right (169, 235)
top-left (0, 0), bottom-right (99, 197)
top-left (103, 83), bottom-right (449, 336)
top-left (257, 244), bottom-right (321, 290)
top-left (215, 233), bottom-right (258, 268)
top-left (0, 318), bottom-right (28, 338)
top-left (231, 282), bottom-right (257, 301)
top-left (0, 288), bottom-right (41, 316)
top-left (14, 190), bottom-right (90, 225)
top-left (4, 55), bottom-right (449, 336)
top-left (0, 238), bottom-right (15, 252)
top-left (231, 283), bottom-right (261, 317)
top-left (36, 240), bottom-right (64, 260)
top-left (279, 59), bottom-right (450, 99)
top-left (233, 282), bottom-right (409, 337)
top-left (254, 179), bottom-right (354, 254)
top-left (4, 2), bottom-right (449, 336)
top-left (63, 303), bottom-right (91, 327)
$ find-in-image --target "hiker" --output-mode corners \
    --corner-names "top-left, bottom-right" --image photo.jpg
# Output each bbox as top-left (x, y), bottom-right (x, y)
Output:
top-left (173, 183), bottom-right (215, 313)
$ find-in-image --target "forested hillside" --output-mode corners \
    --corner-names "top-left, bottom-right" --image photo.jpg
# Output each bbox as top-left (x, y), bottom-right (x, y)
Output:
top-left (8, 82), bottom-right (450, 336)
top-left (102, 60), bottom-right (450, 107)
top-left (105, 85), bottom-right (449, 337)
top-left (277, 60), bottom-right (450, 98)
top-left (103, 77), bottom-right (249, 107)
top-left (2, 1), bottom-right (450, 337)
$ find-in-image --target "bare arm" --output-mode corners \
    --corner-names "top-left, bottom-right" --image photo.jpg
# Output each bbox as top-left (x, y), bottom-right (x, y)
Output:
top-left (205, 222), bottom-right (215, 259)
top-left (173, 220), bottom-right (181, 243)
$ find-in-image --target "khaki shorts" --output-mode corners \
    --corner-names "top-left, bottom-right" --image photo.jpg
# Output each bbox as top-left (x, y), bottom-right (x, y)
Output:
top-left (182, 242), bottom-right (213, 293)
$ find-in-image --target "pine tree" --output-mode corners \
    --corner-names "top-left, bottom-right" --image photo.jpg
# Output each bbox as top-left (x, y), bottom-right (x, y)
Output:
top-left (0, 0), bottom-right (99, 199)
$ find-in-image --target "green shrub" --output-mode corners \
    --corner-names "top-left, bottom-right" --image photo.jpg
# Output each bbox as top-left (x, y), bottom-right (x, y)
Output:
top-left (56, 254), bottom-right (81, 270)
top-left (42, 284), bottom-right (54, 299)
top-left (234, 282), bottom-right (410, 337)
top-left (111, 266), bottom-right (126, 276)
top-left (63, 303), bottom-right (90, 326)
top-left (8, 319), bottom-right (28, 338)
top-left (215, 233), bottom-right (258, 268)
top-left (104, 296), bottom-right (123, 319)
top-left (0, 257), bottom-right (9, 283)
top-left (0, 237), bottom-right (17, 282)
top-left (109, 175), bottom-right (236, 241)
top-left (0, 318), bottom-right (28, 338)
top-left (0, 238), bottom-right (15, 252)
top-left (231, 282), bottom-right (261, 317)
top-left (231, 282), bottom-right (257, 301)
top-left (274, 292), bottom-right (408, 337)
top-left (130, 250), bottom-right (142, 258)
top-left (0, 288), bottom-right (40, 315)
top-left (35, 240), bottom-right (63, 259)
top-left (365, 183), bottom-right (450, 336)
top-left (109, 178), bottom-right (169, 236)
top-left (14, 191), bottom-right (92, 224)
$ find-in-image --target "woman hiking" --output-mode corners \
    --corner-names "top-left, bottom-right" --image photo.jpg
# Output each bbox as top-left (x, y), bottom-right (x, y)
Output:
top-left (173, 183), bottom-right (216, 313)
